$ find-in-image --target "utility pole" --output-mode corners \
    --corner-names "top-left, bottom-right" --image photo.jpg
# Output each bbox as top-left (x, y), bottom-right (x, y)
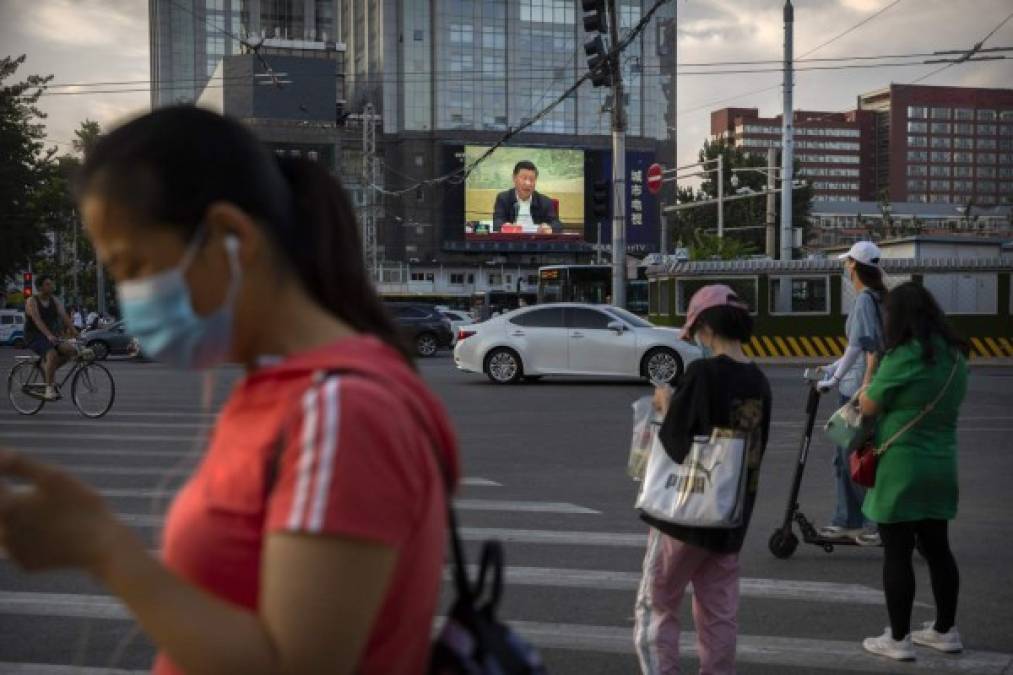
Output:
top-left (717, 153), bottom-right (724, 239)
top-left (662, 13), bottom-right (676, 255)
top-left (359, 103), bottom-right (379, 279)
top-left (765, 147), bottom-right (777, 258)
top-left (780, 0), bottom-right (794, 261)
top-left (606, 0), bottom-right (626, 307)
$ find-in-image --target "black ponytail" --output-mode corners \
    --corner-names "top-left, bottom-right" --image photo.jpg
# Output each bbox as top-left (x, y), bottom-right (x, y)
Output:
top-left (77, 106), bottom-right (412, 364)
top-left (853, 260), bottom-right (887, 296)
top-left (274, 156), bottom-right (412, 363)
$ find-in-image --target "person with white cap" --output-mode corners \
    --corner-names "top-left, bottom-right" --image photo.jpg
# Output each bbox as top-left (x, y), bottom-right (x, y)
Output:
top-left (817, 240), bottom-right (887, 546)
top-left (635, 284), bottom-right (772, 675)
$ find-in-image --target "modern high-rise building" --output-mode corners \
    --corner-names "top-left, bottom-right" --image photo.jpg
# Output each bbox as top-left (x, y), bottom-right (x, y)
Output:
top-left (336, 0), bottom-right (676, 262)
top-left (151, 1), bottom-right (678, 263)
top-left (711, 107), bottom-right (876, 202)
top-left (857, 84), bottom-right (1013, 207)
top-left (149, 0), bottom-right (341, 108)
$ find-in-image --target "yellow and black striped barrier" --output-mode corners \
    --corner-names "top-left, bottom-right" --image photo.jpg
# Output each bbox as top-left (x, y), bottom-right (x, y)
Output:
top-left (743, 336), bottom-right (1013, 359)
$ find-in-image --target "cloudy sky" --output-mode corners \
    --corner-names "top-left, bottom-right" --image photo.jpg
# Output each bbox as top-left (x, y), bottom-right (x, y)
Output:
top-left (0, 0), bottom-right (1010, 168)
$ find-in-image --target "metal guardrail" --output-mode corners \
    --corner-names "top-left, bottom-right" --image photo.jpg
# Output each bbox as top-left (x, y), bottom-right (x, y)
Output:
top-left (647, 257), bottom-right (1013, 277)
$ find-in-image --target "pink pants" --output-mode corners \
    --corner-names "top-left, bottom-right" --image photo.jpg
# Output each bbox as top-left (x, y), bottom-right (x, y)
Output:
top-left (634, 529), bottom-right (740, 675)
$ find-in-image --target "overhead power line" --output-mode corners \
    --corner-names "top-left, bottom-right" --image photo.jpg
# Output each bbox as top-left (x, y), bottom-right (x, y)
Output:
top-left (910, 10), bottom-right (1013, 84)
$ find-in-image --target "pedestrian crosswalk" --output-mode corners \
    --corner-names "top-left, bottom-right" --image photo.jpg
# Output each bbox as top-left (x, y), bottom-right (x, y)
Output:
top-left (2, 411), bottom-right (1012, 674)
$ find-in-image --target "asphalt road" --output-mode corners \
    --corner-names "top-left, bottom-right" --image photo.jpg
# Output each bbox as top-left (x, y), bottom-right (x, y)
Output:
top-left (0, 348), bottom-right (1011, 674)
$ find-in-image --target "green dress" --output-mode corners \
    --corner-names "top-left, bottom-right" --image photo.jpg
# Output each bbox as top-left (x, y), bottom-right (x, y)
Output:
top-left (862, 337), bottom-right (968, 524)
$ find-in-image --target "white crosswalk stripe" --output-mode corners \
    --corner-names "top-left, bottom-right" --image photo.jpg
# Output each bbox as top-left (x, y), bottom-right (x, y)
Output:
top-left (3, 404), bottom-right (1011, 674)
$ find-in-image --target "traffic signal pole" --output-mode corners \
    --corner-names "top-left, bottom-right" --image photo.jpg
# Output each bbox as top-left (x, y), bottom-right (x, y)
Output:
top-left (606, 0), bottom-right (626, 308)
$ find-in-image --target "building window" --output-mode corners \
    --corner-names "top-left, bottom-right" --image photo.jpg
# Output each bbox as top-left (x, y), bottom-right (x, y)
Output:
top-left (769, 277), bottom-right (829, 314)
top-left (908, 165), bottom-right (927, 177)
top-left (930, 180), bottom-right (950, 191)
top-left (954, 137), bottom-right (973, 149)
top-left (954, 165), bottom-right (972, 177)
top-left (954, 151), bottom-right (973, 163)
top-left (978, 152), bottom-right (997, 165)
top-left (977, 181), bottom-right (997, 193)
top-left (930, 107), bottom-right (952, 120)
top-left (450, 273), bottom-right (466, 285)
top-left (929, 165), bottom-right (951, 177)
top-left (977, 138), bottom-right (997, 150)
top-left (977, 109), bottom-right (996, 121)
top-left (907, 150), bottom-right (928, 162)
top-left (1000, 110), bottom-right (1013, 121)
top-left (907, 135), bottom-right (927, 147)
top-left (908, 106), bottom-right (928, 119)
top-left (930, 137), bottom-right (951, 149)
top-left (907, 179), bottom-right (927, 191)
top-left (954, 108), bottom-right (974, 120)
top-left (953, 180), bottom-right (973, 193)
top-left (910, 193), bottom-right (928, 203)
top-left (907, 121), bottom-right (928, 133)
top-left (930, 151), bottom-right (951, 162)
top-left (931, 122), bottom-right (951, 134)
top-left (978, 124), bottom-right (998, 135)
top-left (955, 123), bottom-right (974, 135)
top-left (978, 167), bottom-right (997, 178)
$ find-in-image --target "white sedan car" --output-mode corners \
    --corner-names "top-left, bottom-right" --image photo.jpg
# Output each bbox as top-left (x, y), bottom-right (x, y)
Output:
top-left (453, 303), bottom-right (700, 384)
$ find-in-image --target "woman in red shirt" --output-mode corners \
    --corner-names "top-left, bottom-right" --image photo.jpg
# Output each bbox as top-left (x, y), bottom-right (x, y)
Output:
top-left (0, 107), bottom-right (460, 674)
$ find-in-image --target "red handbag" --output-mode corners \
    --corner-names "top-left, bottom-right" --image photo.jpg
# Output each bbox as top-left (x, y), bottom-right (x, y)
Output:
top-left (849, 442), bottom-right (878, 488)
top-left (850, 360), bottom-right (959, 490)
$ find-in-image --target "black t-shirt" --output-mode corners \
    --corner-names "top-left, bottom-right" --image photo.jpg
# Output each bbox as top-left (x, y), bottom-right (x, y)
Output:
top-left (641, 355), bottom-right (773, 554)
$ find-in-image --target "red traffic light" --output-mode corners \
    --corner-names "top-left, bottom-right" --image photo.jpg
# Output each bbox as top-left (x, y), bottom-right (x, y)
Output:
top-left (22, 272), bottom-right (32, 297)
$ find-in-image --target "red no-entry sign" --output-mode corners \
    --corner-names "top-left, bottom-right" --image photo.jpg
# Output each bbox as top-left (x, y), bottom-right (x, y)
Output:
top-left (646, 162), bottom-right (663, 195)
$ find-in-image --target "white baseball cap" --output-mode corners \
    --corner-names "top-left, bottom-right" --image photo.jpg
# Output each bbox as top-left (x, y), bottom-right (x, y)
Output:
top-left (838, 240), bottom-right (881, 267)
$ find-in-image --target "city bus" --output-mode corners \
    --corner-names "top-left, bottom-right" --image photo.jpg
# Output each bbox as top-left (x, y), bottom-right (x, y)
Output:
top-left (536, 265), bottom-right (649, 315)
top-left (470, 290), bottom-right (537, 320)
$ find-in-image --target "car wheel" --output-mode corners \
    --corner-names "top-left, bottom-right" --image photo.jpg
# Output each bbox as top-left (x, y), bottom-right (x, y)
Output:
top-left (485, 348), bottom-right (522, 384)
top-left (642, 348), bottom-right (683, 385)
top-left (415, 332), bottom-right (439, 358)
top-left (88, 340), bottom-right (110, 361)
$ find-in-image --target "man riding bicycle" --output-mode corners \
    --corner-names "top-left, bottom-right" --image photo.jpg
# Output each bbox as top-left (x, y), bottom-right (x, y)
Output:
top-left (23, 275), bottom-right (81, 400)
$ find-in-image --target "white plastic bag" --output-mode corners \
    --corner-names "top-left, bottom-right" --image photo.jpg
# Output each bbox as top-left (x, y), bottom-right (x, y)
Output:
top-left (628, 396), bottom-right (660, 481)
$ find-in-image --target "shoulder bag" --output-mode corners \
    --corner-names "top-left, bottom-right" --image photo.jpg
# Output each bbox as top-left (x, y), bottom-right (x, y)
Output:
top-left (635, 427), bottom-right (749, 528)
top-left (850, 358), bottom-right (959, 488)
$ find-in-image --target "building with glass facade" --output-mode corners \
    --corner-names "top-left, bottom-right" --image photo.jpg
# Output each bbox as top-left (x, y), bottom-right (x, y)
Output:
top-left (149, 0), bottom-right (341, 107)
top-left (858, 84), bottom-right (1013, 207)
top-left (337, 0), bottom-right (676, 262)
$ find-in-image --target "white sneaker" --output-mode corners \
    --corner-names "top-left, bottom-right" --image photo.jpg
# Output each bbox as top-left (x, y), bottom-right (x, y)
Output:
top-left (43, 386), bottom-right (60, 401)
top-left (856, 531), bottom-right (882, 546)
top-left (863, 628), bottom-right (916, 661)
top-left (818, 525), bottom-right (864, 538)
top-left (912, 621), bottom-right (963, 653)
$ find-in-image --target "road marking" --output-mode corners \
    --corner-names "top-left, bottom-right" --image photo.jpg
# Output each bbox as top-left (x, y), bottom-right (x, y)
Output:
top-left (0, 420), bottom-right (213, 430)
top-left (0, 593), bottom-right (1006, 673)
top-left (0, 664), bottom-right (148, 675)
top-left (454, 499), bottom-right (598, 514)
top-left (453, 566), bottom-right (904, 606)
top-left (0, 432), bottom-right (201, 443)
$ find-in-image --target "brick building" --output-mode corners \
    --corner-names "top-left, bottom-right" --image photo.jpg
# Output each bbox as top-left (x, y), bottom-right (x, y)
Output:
top-left (711, 107), bottom-right (876, 202)
top-left (857, 84), bottom-right (1013, 206)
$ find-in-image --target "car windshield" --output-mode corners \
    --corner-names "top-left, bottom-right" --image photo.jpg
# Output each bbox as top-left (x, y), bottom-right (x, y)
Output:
top-left (604, 307), bottom-right (653, 328)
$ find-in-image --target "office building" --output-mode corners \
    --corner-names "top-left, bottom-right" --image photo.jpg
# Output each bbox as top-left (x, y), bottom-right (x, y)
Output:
top-left (857, 84), bottom-right (1013, 207)
top-left (711, 107), bottom-right (876, 202)
top-left (149, 0), bottom-right (341, 108)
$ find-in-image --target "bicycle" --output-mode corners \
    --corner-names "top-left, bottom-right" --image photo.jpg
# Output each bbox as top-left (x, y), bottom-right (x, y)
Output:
top-left (7, 341), bottom-right (116, 418)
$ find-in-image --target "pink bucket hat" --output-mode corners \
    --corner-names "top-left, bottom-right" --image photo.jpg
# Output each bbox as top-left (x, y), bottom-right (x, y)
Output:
top-left (681, 284), bottom-right (749, 341)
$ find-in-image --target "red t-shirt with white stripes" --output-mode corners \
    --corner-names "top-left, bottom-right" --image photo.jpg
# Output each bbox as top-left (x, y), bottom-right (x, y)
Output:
top-left (154, 336), bottom-right (459, 674)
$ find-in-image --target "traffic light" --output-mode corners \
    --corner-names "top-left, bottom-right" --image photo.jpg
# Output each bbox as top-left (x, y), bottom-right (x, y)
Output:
top-left (592, 180), bottom-right (610, 219)
top-left (22, 272), bottom-right (32, 298)
top-left (582, 0), bottom-right (612, 88)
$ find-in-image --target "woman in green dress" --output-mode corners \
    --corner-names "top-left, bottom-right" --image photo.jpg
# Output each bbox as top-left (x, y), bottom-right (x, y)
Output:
top-left (858, 282), bottom-right (969, 662)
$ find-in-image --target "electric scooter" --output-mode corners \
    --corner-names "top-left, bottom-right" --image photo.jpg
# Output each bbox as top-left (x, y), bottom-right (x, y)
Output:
top-left (768, 367), bottom-right (880, 558)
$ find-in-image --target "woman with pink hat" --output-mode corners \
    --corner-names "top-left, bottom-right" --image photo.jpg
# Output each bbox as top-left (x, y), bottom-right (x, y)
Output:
top-left (634, 284), bottom-right (772, 675)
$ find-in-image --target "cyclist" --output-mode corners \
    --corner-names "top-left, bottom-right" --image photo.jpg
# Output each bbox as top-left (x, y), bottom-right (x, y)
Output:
top-left (23, 275), bottom-right (79, 400)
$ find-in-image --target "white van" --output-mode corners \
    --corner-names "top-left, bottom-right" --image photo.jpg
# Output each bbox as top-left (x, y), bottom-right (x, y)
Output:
top-left (0, 309), bottom-right (26, 347)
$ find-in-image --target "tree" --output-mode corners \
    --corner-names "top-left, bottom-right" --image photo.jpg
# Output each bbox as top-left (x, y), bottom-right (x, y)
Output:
top-left (72, 118), bottom-right (101, 158)
top-left (0, 55), bottom-right (53, 284)
top-left (688, 230), bottom-right (757, 261)
top-left (667, 138), bottom-right (814, 257)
